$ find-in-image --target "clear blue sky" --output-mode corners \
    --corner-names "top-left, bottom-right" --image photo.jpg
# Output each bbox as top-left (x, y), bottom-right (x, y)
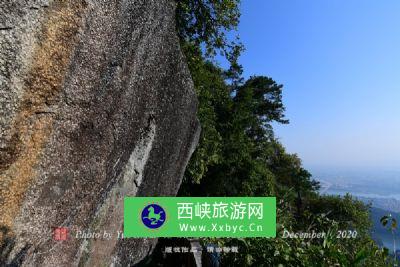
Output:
top-left (230, 1), bottom-right (400, 171)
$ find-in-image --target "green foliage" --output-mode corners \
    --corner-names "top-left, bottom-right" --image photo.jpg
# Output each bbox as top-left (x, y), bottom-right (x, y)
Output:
top-left (176, 40), bottom-right (389, 267)
top-left (381, 214), bottom-right (398, 232)
top-left (180, 44), bottom-right (227, 185)
top-left (306, 194), bottom-right (372, 234)
top-left (176, 0), bottom-right (243, 81)
top-left (172, 1), bottom-right (391, 266)
top-left (234, 76), bottom-right (289, 126)
top-left (380, 213), bottom-right (398, 264)
top-left (217, 197), bottom-right (390, 267)
top-left (176, 1), bottom-right (242, 58)
top-left (180, 61), bottom-right (288, 196)
top-left (177, 51), bottom-right (389, 265)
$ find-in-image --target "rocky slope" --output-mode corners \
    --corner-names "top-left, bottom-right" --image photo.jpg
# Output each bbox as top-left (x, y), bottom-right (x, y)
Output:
top-left (0, 0), bottom-right (199, 265)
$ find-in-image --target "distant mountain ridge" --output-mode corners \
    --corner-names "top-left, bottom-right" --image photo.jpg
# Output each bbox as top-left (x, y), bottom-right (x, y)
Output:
top-left (313, 168), bottom-right (400, 201)
top-left (316, 174), bottom-right (400, 252)
top-left (359, 197), bottom-right (400, 213)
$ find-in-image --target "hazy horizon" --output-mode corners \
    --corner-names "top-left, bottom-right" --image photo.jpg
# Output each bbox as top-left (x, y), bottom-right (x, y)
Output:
top-left (228, 1), bottom-right (400, 170)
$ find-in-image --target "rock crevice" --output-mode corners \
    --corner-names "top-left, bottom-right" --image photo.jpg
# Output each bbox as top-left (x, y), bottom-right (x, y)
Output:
top-left (0, 0), bottom-right (199, 266)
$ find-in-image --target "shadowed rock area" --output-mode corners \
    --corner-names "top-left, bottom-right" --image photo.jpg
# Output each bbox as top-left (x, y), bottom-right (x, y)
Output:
top-left (0, 0), bottom-right (199, 266)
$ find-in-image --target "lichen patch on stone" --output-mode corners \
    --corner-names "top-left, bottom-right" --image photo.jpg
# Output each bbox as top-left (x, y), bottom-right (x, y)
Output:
top-left (0, 0), bottom-right (86, 239)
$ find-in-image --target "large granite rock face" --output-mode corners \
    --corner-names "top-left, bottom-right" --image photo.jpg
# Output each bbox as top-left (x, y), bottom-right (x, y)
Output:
top-left (0, 0), bottom-right (200, 266)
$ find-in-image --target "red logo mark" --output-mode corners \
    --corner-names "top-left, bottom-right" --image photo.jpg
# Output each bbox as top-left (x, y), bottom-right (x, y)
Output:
top-left (53, 227), bottom-right (68, 241)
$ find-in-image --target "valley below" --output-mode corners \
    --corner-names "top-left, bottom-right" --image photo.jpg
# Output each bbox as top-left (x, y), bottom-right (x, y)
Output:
top-left (313, 168), bottom-right (400, 252)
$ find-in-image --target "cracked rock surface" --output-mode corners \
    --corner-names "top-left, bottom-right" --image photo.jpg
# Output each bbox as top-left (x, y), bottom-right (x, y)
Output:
top-left (0, 0), bottom-right (199, 266)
